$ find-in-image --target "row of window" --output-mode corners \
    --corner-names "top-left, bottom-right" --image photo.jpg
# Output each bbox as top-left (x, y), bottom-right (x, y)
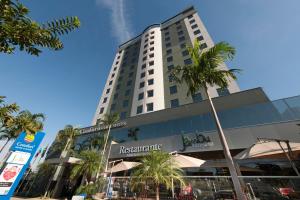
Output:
top-left (144, 31), bottom-right (155, 39)
top-left (138, 90), bottom-right (154, 100)
top-left (137, 103), bottom-right (153, 114)
top-left (138, 79), bottom-right (154, 89)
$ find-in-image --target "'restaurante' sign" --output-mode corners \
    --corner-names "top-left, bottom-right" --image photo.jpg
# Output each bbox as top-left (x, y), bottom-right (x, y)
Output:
top-left (119, 144), bottom-right (162, 154)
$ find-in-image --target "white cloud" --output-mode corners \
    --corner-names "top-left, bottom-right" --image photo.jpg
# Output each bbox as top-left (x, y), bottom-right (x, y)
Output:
top-left (96, 0), bottom-right (134, 44)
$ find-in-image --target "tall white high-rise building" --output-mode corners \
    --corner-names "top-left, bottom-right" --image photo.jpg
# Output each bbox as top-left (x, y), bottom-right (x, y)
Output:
top-left (92, 6), bottom-right (239, 125)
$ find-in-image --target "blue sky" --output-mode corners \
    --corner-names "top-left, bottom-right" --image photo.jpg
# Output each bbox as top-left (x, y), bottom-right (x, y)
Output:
top-left (1, 0), bottom-right (300, 151)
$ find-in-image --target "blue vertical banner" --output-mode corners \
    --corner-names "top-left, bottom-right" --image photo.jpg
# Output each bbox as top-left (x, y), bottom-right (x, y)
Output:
top-left (0, 132), bottom-right (45, 200)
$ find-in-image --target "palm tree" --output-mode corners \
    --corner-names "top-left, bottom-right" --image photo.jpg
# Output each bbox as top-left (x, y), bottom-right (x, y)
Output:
top-left (171, 40), bottom-right (245, 199)
top-left (0, 96), bottom-right (19, 129)
top-left (96, 113), bottom-right (119, 178)
top-left (0, 109), bottom-right (44, 153)
top-left (43, 125), bottom-right (79, 198)
top-left (56, 125), bottom-right (80, 156)
top-left (0, 96), bottom-right (19, 152)
top-left (13, 110), bottom-right (45, 135)
top-left (0, 128), bottom-right (19, 153)
top-left (131, 150), bottom-right (184, 200)
top-left (70, 150), bottom-right (102, 186)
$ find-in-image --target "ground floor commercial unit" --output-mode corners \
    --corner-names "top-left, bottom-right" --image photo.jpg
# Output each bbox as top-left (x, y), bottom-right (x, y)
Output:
top-left (39, 88), bottom-right (300, 198)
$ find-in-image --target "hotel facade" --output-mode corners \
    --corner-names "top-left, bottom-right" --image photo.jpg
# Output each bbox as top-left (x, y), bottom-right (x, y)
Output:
top-left (41, 6), bottom-right (300, 199)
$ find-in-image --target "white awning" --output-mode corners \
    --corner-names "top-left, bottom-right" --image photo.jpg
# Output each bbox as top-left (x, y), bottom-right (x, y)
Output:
top-left (235, 141), bottom-right (300, 159)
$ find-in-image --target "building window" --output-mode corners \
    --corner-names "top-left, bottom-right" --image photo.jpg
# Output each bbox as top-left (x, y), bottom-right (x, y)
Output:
top-left (123, 100), bottom-right (129, 107)
top-left (116, 84), bottom-right (120, 90)
top-left (150, 36), bottom-right (154, 40)
top-left (115, 61), bottom-right (119, 65)
top-left (146, 103), bottom-right (153, 111)
top-left (176, 21), bottom-right (180, 25)
top-left (137, 105), bottom-right (143, 114)
top-left (166, 49), bottom-right (172, 55)
top-left (106, 88), bottom-right (110, 94)
top-left (120, 112), bottom-right (127, 120)
top-left (200, 43), bottom-right (208, 49)
top-left (118, 76), bottom-right (123, 81)
top-left (111, 104), bottom-right (116, 111)
top-left (148, 79), bottom-right (154, 85)
top-left (144, 44), bottom-right (148, 48)
top-left (191, 24), bottom-right (198, 29)
top-left (141, 64), bottom-right (146, 70)
top-left (145, 33), bottom-right (149, 38)
top-left (140, 72), bottom-right (146, 78)
top-left (194, 30), bottom-right (201, 35)
top-left (99, 107), bottom-right (104, 114)
top-left (168, 64), bottom-right (174, 71)
top-left (182, 50), bottom-right (189, 56)
top-left (217, 88), bottom-right (230, 96)
top-left (129, 72), bottom-right (134, 78)
top-left (113, 67), bottom-right (117, 71)
top-left (145, 39), bottom-right (148, 43)
top-left (166, 43), bottom-right (171, 48)
top-left (143, 50), bottom-right (147, 55)
top-left (165, 32), bottom-right (170, 36)
top-left (143, 56), bottom-right (147, 61)
top-left (114, 93), bottom-right (118, 100)
top-left (165, 37), bottom-right (170, 41)
top-left (127, 80), bottom-right (132, 86)
top-left (178, 36), bottom-right (185, 42)
top-left (149, 53), bottom-right (154, 58)
top-left (103, 97), bottom-right (107, 103)
top-left (192, 93), bottom-right (203, 102)
top-left (176, 25), bottom-right (182, 30)
top-left (169, 85), bottom-right (177, 94)
top-left (184, 58), bottom-right (192, 65)
top-left (139, 82), bottom-right (145, 88)
top-left (120, 69), bottom-right (124, 74)
top-left (150, 41), bottom-right (154, 45)
top-left (150, 47), bottom-right (154, 51)
top-left (138, 92), bottom-right (144, 100)
top-left (149, 61), bottom-right (154, 66)
top-left (187, 15), bottom-right (193, 19)
top-left (170, 99), bottom-right (179, 108)
top-left (111, 73), bottom-right (115, 78)
top-left (117, 55), bottom-right (120, 59)
top-left (130, 65), bottom-right (135, 70)
top-left (167, 56), bottom-right (173, 62)
top-left (109, 80), bottom-right (113, 85)
top-left (197, 36), bottom-right (204, 41)
top-left (180, 43), bottom-right (186, 49)
top-left (147, 90), bottom-right (154, 97)
top-left (169, 74), bottom-right (174, 82)
top-left (125, 89), bottom-right (130, 96)
top-left (189, 19), bottom-right (195, 24)
top-left (150, 31), bottom-right (155, 35)
top-left (178, 30), bottom-right (183, 35)
top-left (148, 69), bottom-right (154, 75)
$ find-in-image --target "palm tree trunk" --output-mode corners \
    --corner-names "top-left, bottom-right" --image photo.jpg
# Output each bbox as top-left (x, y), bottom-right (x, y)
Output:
top-left (96, 125), bottom-right (111, 179)
top-left (0, 139), bottom-right (10, 153)
top-left (204, 87), bottom-right (246, 200)
top-left (156, 184), bottom-right (160, 200)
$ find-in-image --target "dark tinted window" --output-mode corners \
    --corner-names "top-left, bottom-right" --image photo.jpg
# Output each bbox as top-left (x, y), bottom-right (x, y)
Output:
top-left (170, 86), bottom-right (177, 94)
top-left (170, 99), bottom-right (179, 108)
top-left (137, 105), bottom-right (143, 114)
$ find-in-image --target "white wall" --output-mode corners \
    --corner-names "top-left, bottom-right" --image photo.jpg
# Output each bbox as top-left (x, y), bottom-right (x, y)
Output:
top-left (130, 27), bottom-right (165, 116)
